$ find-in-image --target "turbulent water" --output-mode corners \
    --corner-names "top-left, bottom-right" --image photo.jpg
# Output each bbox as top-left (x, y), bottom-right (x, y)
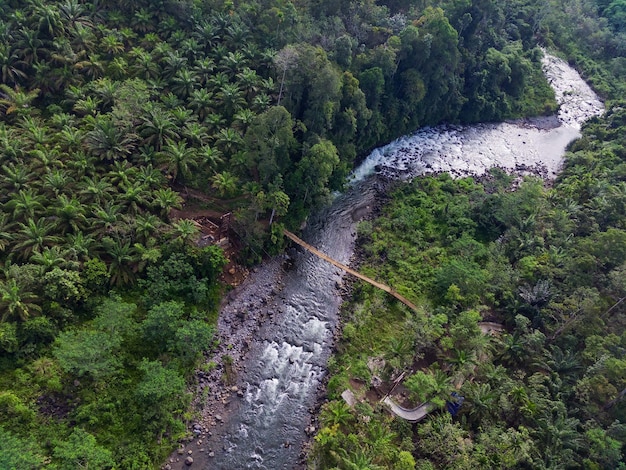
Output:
top-left (205, 53), bottom-right (603, 469)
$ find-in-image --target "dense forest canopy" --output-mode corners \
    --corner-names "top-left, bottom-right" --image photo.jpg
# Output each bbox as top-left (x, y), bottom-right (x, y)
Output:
top-left (0, 0), bottom-right (623, 467)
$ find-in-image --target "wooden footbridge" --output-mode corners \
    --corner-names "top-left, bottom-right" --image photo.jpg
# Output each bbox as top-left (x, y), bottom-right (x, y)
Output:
top-left (283, 229), bottom-right (418, 312)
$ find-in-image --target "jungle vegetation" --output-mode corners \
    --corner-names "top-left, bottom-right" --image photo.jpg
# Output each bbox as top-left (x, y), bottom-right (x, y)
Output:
top-left (0, 0), bottom-right (621, 467)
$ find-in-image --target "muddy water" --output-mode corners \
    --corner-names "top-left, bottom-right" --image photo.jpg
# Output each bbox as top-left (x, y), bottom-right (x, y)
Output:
top-left (201, 53), bottom-right (603, 469)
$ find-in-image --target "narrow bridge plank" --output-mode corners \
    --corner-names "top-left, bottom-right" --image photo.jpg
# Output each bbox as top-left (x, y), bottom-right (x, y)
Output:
top-left (283, 229), bottom-right (418, 312)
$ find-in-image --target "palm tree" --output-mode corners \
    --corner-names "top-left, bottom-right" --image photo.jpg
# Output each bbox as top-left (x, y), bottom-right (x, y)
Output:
top-left (1, 163), bottom-right (36, 193)
top-left (49, 112), bottom-right (75, 129)
top-left (66, 151), bottom-right (97, 179)
top-left (31, 246), bottom-right (76, 272)
top-left (102, 236), bottom-right (138, 286)
top-left (170, 219), bottom-right (200, 245)
top-left (535, 345), bottom-right (582, 388)
top-left (151, 188), bottom-right (183, 219)
top-left (366, 420), bottom-right (397, 465)
top-left (42, 169), bottom-right (74, 198)
top-left (157, 139), bottom-right (199, 183)
top-left (14, 218), bottom-right (61, 260)
top-left (237, 67), bottom-right (261, 99)
top-left (139, 106), bottom-right (179, 151)
top-left (179, 38), bottom-right (201, 61)
top-left (57, 125), bottom-right (84, 150)
top-left (5, 188), bottom-right (46, 222)
top-left (107, 160), bottom-right (138, 187)
top-left (188, 88), bottom-right (214, 121)
top-left (463, 382), bottom-right (497, 427)
top-left (182, 122), bottom-right (210, 146)
top-left (385, 336), bottom-right (414, 373)
top-left (74, 54), bottom-right (104, 80)
top-left (73, 96), bottom-right (103, 117)
top-left (321, 400), bottom-right (353, 428)
top-left (78, 176), bottom-right (115, 205)
top-left (14, 27), bottom-right (45, 66)
top-left (205, 113), bottom-right (225, 133)
top-left (220, 51), bottom-right (248, 76)
top-left (499, 333), bottom-right (527, 367)
top-left (0, 43), bottom-right (27, 85)
top-left (30, 148), bottom-right (62, 174)
top-left (19, 116), bottom-right (50, 148)
top-left (192, 57), bottom-right (215, 85)
top-left (65, 230), bottom-right (97, 261)
top-left (330, 448), bottom-right (385, 470)
top-left (130, 47), bottom-right (159, 79)
top-left (208, 71), bottom-right (229, 90)
top-left (198, 145), bottom-right (223, 171)
top-left (193, 20), bottom-right (219, 49)
top-left (92, 201), bottom-right (123, 238)
top-left (161, 51), bottom-right (187, 80)
top-left (216, 82), bottom-right (246, 118)
top-left (131, 8), bottom-right (155, 33)
top-left (170, 68), bottom-right (198, 99)
top-left (29, 1), bottom-right (64, 37)
top-left (252, 93), bottom-right (271, 113)
top-left (0, 213), bottom-right (14, 253)
top-left (0, 278), bottom-right (42, 322)
top-left (215, 127), bottom-right (243, 156)
top-left (133, 242), bottom-right (162, 273)
top-left (69, 24), bottom-right (96, 54)
top-left (54, 194), bottom-right (87, 234)
top-left (0, 125), bottom-right (24, 161)
top-left (160, 91), bottom-right (182, 110)
top-left (170, 106), bottom-right (196, 128)
top-left (211, 171), bottom-right (239, 197)
top-left (0, 85), bottom-right (40, 117)
top-left (85, 116), bottom-right (137, 161)
top-left (92, 77), bottom-right (118, 110)
top-left (120, 181), bottom-right (148, 215)
top-left (107, 56), bottom-right (129, 80)
top-left (233, 108), bottom-right (255, 132)
top-left (132, 213), bottom-right (163, 244)
top-left (59, 0), bottom-right (93, 33)
top-left (136, 164), bottom-right (164, 188)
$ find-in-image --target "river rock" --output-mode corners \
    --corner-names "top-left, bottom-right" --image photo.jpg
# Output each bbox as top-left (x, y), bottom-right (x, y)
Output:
top-left (185, 456), bottom-right (194, 466)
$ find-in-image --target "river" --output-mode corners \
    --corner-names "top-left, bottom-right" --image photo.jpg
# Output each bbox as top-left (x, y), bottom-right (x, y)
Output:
top-left (168, 52), bottom-right (603, 470)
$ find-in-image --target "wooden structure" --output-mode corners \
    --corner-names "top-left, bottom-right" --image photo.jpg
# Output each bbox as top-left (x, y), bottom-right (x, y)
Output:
top-left (283, 229), bottom-right (419, 312)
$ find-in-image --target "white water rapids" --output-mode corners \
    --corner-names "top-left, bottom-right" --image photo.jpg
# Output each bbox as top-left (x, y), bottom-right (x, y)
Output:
top-left (351, 54), bottom-right (603, 183)
top-left (201, 52), bottom-right (603, 470)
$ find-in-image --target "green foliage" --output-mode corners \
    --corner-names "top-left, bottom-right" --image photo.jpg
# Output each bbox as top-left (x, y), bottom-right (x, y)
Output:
top-left (53, 328), bottom-right (122, 380)
top-left (0, 391), bottom-right (36, 431)
top-left (0, 322), bottom-right (18, 354)
top-left (316, 103), bottom-right (626, 466)
top-left (140, 251), bottom-right (216, 308)
top-left (53, 428), bottom-right (115, 470)
top-left (0, 426), bottom-right (45, 470)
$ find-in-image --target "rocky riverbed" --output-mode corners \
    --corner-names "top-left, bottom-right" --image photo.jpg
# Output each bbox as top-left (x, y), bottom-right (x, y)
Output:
top-left (163, 258), bottom-right (291, 469)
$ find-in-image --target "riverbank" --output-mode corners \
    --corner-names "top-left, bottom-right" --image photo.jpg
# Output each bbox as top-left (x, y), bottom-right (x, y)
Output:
top-left (163, 258), bottom-right (290, 469)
